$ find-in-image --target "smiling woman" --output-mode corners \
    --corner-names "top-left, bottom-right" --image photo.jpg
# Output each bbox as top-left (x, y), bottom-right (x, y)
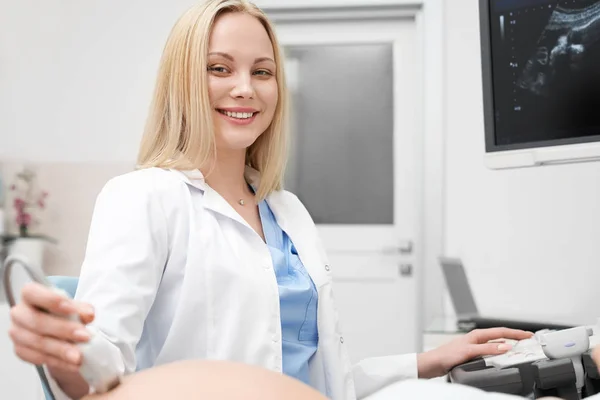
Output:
top-left (6, 1), bottom-right (538, 400)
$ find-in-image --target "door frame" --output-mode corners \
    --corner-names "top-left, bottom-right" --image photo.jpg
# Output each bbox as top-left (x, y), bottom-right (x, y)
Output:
top-left (258, 0), bottom-right (446, 351)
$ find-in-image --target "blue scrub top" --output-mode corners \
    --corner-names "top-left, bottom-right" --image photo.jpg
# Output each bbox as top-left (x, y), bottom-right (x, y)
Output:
top-left (258, 198), bottom-right (319, 386)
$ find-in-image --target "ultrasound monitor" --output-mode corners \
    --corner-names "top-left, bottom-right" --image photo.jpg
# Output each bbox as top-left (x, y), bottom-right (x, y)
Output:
top-left (480, 0), bottom-right (600, 169)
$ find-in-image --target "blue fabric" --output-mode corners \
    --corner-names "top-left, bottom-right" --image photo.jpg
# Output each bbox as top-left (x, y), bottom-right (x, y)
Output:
top-left (258, 199), bottom-right (319, 386)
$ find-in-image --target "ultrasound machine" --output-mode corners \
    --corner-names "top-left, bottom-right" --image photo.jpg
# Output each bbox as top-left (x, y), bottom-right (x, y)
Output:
top-left (448, 1), bottom-right (600, 397)
top-left (442, 257), bottom-right (600, 399)
top-left (449, 326), bottom-right (600, 399)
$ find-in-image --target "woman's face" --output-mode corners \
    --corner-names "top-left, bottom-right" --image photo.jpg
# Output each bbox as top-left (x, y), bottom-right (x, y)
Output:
top-left (207, 12), bottom-right (278, 153)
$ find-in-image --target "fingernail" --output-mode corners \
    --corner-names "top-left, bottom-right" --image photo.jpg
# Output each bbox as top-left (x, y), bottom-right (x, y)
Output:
top-left (73, 328), bottom-right (91, 341)
top-left (498, 344), bottom-right (512, 352)
top-left (82, 305), bottom-right (94, 316)
top-left (66, 348), bottom-right (81, 363)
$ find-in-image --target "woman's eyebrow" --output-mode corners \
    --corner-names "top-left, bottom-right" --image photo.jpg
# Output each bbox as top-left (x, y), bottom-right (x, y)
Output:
top-left (208, 51), bottom-right (234, 61)
top-left (208, 52), bottom-right (274, 64)
top-left (254, 57), bottom-right (275, 64)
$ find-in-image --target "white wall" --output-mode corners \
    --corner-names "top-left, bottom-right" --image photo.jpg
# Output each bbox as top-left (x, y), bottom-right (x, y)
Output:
top-left (0, 0), bottom-right (195, 164)
top-left (444, 0), bottom-right (600, 324)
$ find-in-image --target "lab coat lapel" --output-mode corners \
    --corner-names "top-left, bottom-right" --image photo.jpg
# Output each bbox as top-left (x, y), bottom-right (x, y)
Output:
top-left (203, 186), bottom-right (250, 227)
top-left (174, 166), bottom-right (327, 284)
top-left (171, 169), bottom-right (249, 227)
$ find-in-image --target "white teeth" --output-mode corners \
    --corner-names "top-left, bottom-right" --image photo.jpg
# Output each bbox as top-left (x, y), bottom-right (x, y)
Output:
top-left (221, 110), bottom-right (254, 119)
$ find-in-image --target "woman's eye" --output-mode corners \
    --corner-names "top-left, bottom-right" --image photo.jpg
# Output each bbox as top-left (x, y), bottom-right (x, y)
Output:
top-left (208, 66), bottom-right (228, 73)
top-left (254, 70), bottom-right (273, 76)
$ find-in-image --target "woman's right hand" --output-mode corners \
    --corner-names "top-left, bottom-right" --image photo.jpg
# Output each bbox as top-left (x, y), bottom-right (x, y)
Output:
top-left (8, 281), bottom-right (96, 373)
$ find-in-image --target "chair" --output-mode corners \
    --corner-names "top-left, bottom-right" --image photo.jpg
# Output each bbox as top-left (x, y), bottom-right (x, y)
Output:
top-left (42, 276), bottom-right (79, 400)
top-left (47, 276), bottom-right (79, 299)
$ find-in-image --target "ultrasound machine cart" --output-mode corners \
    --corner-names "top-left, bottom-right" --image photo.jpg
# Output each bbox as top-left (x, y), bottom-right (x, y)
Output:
top-left (449, 327), bottom-right (600, 399)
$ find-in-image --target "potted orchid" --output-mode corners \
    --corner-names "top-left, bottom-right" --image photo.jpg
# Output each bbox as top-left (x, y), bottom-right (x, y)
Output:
top-left (7, 167), bottom-right (53, 269)
top-left (10, 167), bottom-right (49, 237)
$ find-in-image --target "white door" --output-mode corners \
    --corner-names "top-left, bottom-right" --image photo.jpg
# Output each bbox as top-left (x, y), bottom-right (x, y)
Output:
top-left (273, 17), bottom-right (423, 363)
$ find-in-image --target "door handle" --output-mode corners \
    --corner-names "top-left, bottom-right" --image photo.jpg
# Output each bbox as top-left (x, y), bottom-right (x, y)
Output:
top-left (399, 263), bottom-right (413, 277)
top-left (382, 240), bottom-right (413, 255)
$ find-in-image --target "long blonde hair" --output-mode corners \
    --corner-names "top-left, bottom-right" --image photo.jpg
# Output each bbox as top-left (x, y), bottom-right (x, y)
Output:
top-left (137, 0), bottom-right (289, 200)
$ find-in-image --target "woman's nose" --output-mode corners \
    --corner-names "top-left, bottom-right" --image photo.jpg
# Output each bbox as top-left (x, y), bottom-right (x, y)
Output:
top-left (230, 74), bottom-right (255, 99)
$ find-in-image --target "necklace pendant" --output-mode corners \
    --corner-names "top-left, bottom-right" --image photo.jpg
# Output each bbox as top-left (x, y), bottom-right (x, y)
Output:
top-left (238, 199), bottom-right (245, 206)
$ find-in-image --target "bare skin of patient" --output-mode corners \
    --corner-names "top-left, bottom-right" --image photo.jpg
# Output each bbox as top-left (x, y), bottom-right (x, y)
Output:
top-left (81, 360), bottom-right (327, 400)
top-left (77, 358), bottom-right (574, 400)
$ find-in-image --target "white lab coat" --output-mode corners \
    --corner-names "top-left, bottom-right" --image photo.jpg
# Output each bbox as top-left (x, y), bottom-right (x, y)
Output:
top-left (46, 167), bottom-right (418, 400)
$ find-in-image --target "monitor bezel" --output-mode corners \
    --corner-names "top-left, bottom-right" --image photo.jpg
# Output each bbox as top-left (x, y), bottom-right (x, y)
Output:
top-left (479, 0), bottom-right (600, 153)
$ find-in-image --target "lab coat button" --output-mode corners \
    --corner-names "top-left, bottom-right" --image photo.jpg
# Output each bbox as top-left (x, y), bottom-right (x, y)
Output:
top-left (325, 265), bottom-right (330, 271)
top-left (340, 336), bottom-right (344, 344)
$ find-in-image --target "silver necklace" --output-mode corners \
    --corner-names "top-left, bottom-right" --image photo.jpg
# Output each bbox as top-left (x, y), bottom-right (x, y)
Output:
top-left (238, 199), bottom-right (245, 206)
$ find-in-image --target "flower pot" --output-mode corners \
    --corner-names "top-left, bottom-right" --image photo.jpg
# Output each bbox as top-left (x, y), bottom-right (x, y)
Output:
top-left (8, 237), bottom-right (48, 272)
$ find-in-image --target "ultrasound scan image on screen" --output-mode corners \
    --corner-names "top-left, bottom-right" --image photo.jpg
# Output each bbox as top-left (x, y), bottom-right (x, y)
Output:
top-left (488, 0), bottom-right (600, 147)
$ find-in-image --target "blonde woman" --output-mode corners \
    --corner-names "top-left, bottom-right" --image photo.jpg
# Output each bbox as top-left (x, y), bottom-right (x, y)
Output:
top-left (7, 1), bottom-right (532, 399)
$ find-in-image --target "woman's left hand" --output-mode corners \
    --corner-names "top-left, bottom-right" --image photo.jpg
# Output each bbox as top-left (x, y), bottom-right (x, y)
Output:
top-left (417, 327), bottom-right (534, 378)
